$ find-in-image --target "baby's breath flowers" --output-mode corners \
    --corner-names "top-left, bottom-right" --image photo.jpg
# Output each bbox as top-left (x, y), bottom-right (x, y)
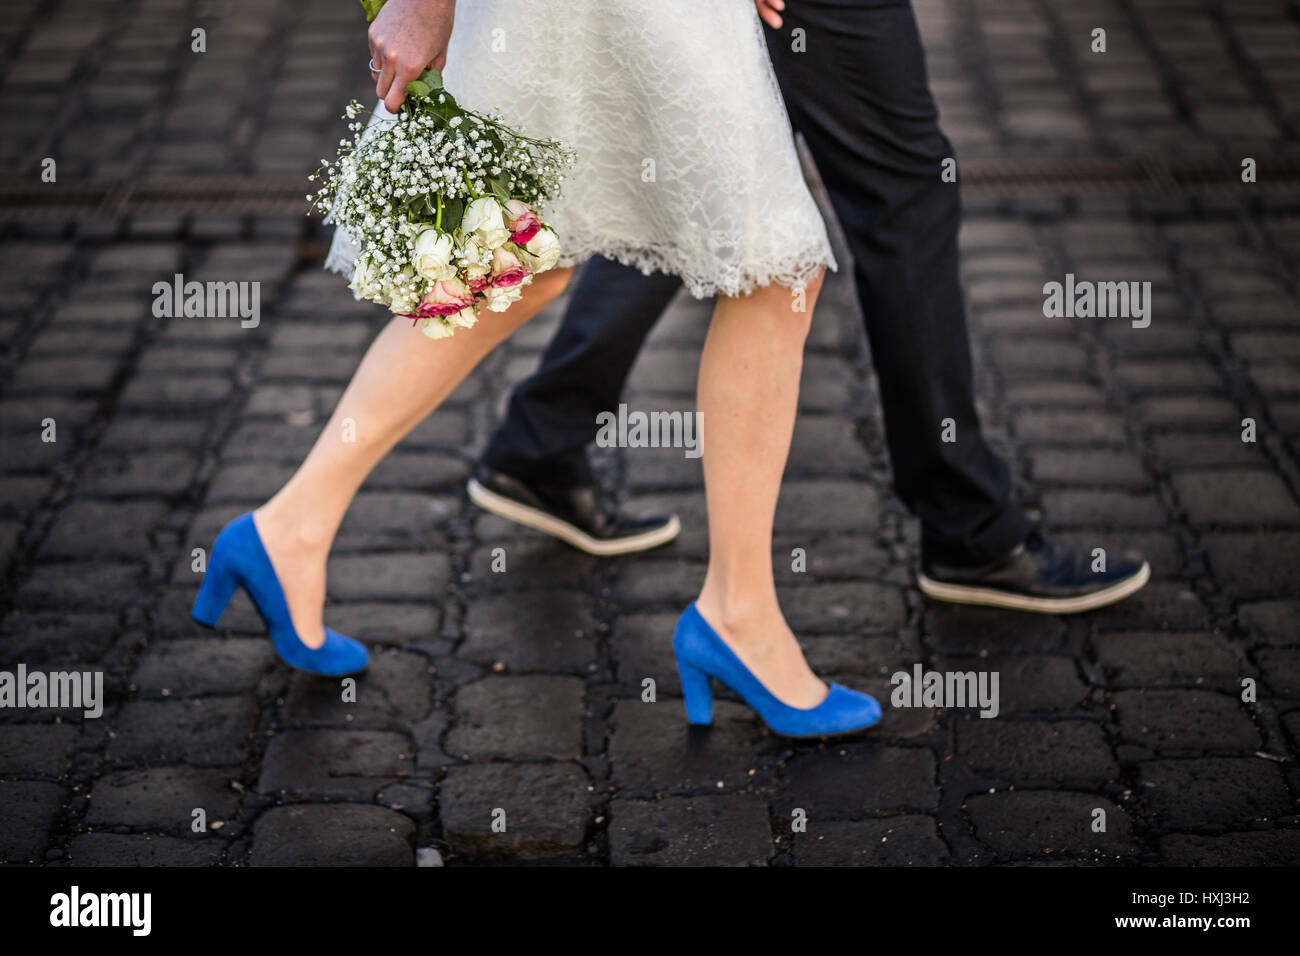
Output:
top-left (310, 67), bottom-right (575, 339)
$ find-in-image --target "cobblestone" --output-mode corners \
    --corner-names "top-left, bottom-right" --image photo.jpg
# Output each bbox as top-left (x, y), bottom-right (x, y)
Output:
top-left (0, 782), bottom-right (65, 863)
top-left (1111, 690), bottom-right (1261, 755)
top-left (1, 0), bottom-right (1298, 868)
top-left (956, 720), bottom-right (1119, 787)
top-left (439, 762), bottom-right (590, 860)
top-left (67, 833), bottom-right (226, 866)
top-left (447, 676), bottom-right (585, 760)
top-left (1173, 471), bottom-right (1300, 526)
top-left (793, 815), bottom-right (949, 866)
top-left (1136, 758), bottom-right (1293, 830)
top-left (610, 700), bottom-right (764, 795)
top-left (1159, 831), bottom-right (1300, 866)
top-left (1090, 632), bottom-right (1241, 689)
top-left (608, 795), bottom-right (772, 866)
top-left (85, 767), bottom-right (240, 829)
top-left (966, 791), bottom-right (1135, 863)
top-left (105, 698), bottom-right (258, 767)
top-left (258, 730), bottom-right (413, 800)
top-left (281, 650), bottom-right (433, 725)
top-left (778, 746), bottom-right (939, 818)
top-left (131, 638), bottom-right (277, 698)
top-left (460, 591), bottom-right (597, 673)
top-left (250, 805), bottom-right (414, 867)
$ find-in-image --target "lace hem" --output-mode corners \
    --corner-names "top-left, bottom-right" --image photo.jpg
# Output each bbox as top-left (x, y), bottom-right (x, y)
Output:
top-left (323, 235), bottom-right (835, 300)
top-left (323, 242), bottom-right (359, 280)
top-left (559, 242), bottom-right (835, 299)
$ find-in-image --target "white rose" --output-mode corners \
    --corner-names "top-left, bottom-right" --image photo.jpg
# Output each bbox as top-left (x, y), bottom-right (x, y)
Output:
top-left (348, 255), bottom-right (378, 301)
top-left (457, 236), bottom-right (489, 267)
top-left (482, 283), bottom-right (524, 312)
top-left (446, 305), bottom-right (478, 330)
top-left (412, 229), bottom-right (456, 281)
top-left (521, 227), bottom-right (561, 272)
top-left (462, 197), bottom-right (511, 249)
top-left (421, 317), bottom-right (454, 340)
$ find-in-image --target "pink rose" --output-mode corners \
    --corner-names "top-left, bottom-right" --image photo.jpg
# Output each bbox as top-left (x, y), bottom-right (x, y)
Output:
top-left (412, 277), bottom-right (474, 318)
top-left (504, 199), bottom-right (541, 244)
top-left (490, 246), bottom-right (530, 288)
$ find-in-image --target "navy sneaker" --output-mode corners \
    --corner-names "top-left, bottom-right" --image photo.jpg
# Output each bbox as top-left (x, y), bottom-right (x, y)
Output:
top-left (918, 529), bottom-right (1150, 614)
top-left (467, 464), bottom-right (680, 556)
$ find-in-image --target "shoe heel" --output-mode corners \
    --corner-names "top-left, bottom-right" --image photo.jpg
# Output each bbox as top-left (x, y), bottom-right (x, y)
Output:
top-left (192, 559), bottom-right (238, 627)
top-left (677, 660), bottom-right (714, 726)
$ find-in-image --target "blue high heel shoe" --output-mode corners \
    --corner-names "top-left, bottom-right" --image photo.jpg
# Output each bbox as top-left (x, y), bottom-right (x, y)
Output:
top-left (191, 512), bottom-right (369, 676)
top-left (673, 603), bottom-right (881, 738)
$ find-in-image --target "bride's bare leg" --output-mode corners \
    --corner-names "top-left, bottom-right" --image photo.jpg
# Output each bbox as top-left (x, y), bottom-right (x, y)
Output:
top-left (254, 267), bottom-right (573, 647)
top-left (694, 271), bottom-right (828, 708)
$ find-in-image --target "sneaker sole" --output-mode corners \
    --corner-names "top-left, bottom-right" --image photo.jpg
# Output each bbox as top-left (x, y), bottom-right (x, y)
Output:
top-left (467, 478), bottom-right (681, 557)
top-left (917, 561), bottom-right (1151, 614)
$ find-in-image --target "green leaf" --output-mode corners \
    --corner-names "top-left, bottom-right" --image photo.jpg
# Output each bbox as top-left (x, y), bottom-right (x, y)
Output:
top-left (405, 79), bottom-right (432, 99)
top-left (402, 193), bottom-right (426, 218)
top-left (439, 196), bottom-right (464, 233)
top-left (419, 67), bottom-right (444, 90)
top-left (359, 0), bottom-right (386, 23)
top-left (429, 98), bottom-right (460, 122)
top-left (487, 175), bottom-right (511, 204)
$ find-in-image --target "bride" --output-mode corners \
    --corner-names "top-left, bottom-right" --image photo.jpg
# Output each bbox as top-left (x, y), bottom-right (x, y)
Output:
top-left (192, 0), bottom-right (882, 738)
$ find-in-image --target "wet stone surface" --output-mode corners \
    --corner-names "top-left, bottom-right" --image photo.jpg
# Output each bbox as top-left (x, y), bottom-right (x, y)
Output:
top-left (0, 0), bottom-right (1298, 866)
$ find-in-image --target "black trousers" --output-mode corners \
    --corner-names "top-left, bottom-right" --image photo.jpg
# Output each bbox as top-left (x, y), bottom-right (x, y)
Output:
top-left (481, 0), bottom-right (1031, 566)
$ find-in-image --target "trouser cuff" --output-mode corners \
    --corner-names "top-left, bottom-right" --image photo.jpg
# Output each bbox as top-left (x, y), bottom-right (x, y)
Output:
top-left (920, 501), bottom-right (1033, 569)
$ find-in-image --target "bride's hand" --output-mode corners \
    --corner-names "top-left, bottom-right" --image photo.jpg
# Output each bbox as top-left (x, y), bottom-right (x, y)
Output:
top-left (754, 0), bottom-right (785, 29)
top-left (369, 0), bottom-right (457, 112)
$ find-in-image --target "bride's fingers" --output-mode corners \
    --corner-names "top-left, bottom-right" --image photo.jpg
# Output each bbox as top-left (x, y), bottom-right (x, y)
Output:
top-left (384, 63), bottom-right (424, 112)
top-left (370, 37), bottom-right (392, 95)
top-left (368, 30), bottom-right (387, 87)
top-left (755, 0), bottom-right (783, 29)
top-left (375, 58), bottom-right (397, 104)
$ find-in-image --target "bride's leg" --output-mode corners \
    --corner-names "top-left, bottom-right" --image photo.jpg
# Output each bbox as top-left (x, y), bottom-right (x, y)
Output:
top-left (253, 267), bottom-right (573, 647)
top-left (695, 271), bottom-right (828, 708)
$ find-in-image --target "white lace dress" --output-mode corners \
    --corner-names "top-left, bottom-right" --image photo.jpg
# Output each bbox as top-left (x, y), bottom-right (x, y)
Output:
top-left (325, 0), bottom-right (835, 298)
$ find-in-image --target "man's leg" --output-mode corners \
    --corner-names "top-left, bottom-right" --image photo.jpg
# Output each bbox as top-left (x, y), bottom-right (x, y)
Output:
top-left (767, 0), bottom-right (1029, 566)
top-left (470, 255), bottom-right (687, 554)
top-left (765, 1), bottom-right (1147, 611)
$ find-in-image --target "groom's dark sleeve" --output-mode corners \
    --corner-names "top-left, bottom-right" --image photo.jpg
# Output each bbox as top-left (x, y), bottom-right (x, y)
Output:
top-left (765, 0), bottom-right (1032, 566)
top-left (481, 256), bottom-right (683, 486)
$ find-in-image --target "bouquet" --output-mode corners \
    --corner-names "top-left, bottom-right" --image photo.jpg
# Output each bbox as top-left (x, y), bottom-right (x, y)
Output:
top-left (310, 55), bottom-right (575, 339)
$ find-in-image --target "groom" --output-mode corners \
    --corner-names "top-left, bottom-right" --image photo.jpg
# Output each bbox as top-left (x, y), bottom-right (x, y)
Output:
top-left (463, 0), bottom-right (1150, 614)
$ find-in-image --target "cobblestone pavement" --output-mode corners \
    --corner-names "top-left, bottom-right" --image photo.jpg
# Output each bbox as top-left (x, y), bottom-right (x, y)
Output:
top-left (1, 0), bottom-right (1299, 866)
